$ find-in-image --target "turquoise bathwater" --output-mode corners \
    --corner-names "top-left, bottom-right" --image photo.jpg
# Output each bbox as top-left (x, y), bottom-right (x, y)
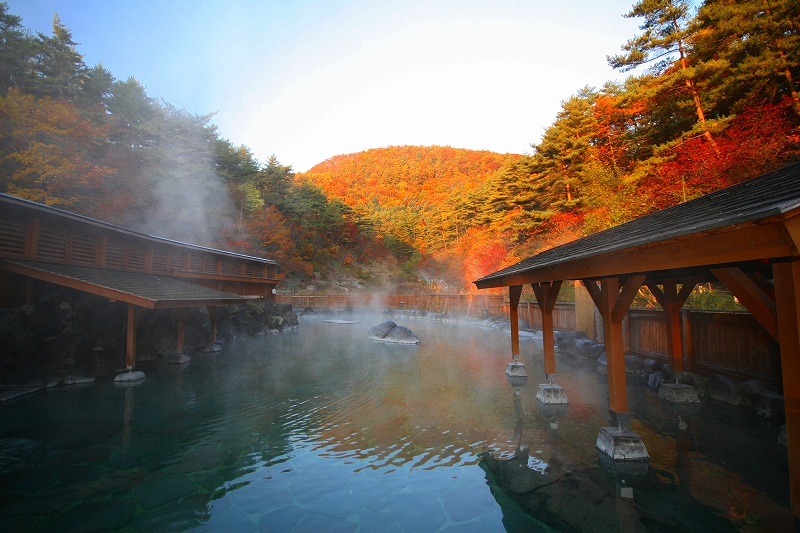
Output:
top-left (0, 314), bottom-right (791, 532)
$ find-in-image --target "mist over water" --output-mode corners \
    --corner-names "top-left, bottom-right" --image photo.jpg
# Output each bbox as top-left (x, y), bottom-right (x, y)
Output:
top-left (0, 315), bottom-right (791, 532)
top-left (127, 117), bottom-right (236, 247)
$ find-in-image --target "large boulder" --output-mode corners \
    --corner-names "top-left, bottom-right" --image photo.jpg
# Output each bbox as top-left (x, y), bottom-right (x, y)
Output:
top-left (368, 321), bottom-right (419, 345)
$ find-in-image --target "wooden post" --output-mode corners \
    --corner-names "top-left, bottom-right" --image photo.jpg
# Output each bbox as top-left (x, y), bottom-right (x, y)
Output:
top-left (646, 279), bottom-right (696, 375)
top-left (126, 303), bottom-right (137, 369)
top-left (176, 308), bottom-right (186, 353)
top-left (582, 276), bottom-right (644, 419)
top-left (208, 306), bottom-right (217, 344)
top-left (681, 309), bottom-right (694, 372)
top-left (509, 285), bottom-right (522, 358)
top-left (663, 279), bottom-right (684, 373)
top-left (601, 277), bottom-right (628, 414)
top-left (773, 259), bottom-right (800, 527)
top-left (532, 281), bottom-right (563, 377)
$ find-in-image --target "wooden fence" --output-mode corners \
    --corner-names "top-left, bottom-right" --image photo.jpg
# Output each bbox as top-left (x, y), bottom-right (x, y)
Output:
top-left (277, 293), bottom-right (779, 383)
top-left (627, 309), bottom-right (781, 384)
top-left (275, 293), bottom-right (576, 330)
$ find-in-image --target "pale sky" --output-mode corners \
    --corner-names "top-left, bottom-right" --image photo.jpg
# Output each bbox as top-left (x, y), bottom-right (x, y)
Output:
top-left (8, 0), bottom-right (643, 171)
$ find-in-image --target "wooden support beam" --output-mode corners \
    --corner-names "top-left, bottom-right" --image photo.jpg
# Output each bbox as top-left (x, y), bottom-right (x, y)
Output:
top-left (647, 278), bottom-right (698, 374)
top-left (589, 275), bottom-right (645, 415)
top-left (712, 267), bottom-right (778, 340)
top-left (600, 277), bottom-right (628, 414)
top-left (581, 279), bottom-right (603, 310)
top-left (476, 221), bottom-right (792, 289)
top-left (773, 259), bottom-right (800, 525)
top-left (612, 275), bottom-right (646, 323)
top-left (509, 285), bottom-right (522, 357)
top-left (533, 281), bottom-right (562, 375)
top-left (126, 303), bottom-right (137, 368)
top-left (175, 308), bottom-right (186, 353)
top-left (208, 305), bottom-right (218, 344)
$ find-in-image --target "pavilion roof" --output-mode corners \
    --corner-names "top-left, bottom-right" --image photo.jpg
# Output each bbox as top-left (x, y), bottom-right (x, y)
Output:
top-left (475, 162), bottom-right (800, 289)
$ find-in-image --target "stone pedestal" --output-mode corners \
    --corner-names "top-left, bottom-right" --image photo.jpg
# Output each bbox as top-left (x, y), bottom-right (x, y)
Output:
top-left (505, 361), bottom-right (528, 378)
top-left (167, 353), bottom-right (190, 364)
top-left (114, 370), bottom-right (145, 383)
top-left (658, 382), bottom-right (700, 403)
top-left (536, 383), bottom-right (569, 404)
top-left (596, 426), bottom-right (649, 461)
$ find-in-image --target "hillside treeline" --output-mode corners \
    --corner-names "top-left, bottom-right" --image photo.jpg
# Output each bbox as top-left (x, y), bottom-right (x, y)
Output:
top-left (0, 5), bottom-right (367, 274)
top-left (1, 1), bottom-right (798, 292)
top-left (301, 0), bottom-right (800, 289)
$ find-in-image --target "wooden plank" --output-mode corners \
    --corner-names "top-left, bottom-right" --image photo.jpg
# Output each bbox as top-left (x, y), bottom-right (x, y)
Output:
top-left (711, 267), bottom-right (778, 340)
top-left (99, 234), bottom-right (107, 268)
top-left (171, 270), bottom-right (277, 283)
top-left (26, 215), bottom-right (39, 260)
top-left (773, 258), bottom-right (800, 523)
top-left (475, 221), bottom-right (792, 288)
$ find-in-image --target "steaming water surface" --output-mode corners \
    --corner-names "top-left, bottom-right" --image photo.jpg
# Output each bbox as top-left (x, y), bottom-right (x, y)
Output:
top-left (0, 314), bottom-right (791, 532)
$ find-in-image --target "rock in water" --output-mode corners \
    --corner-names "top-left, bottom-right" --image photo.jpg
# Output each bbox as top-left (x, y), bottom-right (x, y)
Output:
top-left (368, 321), bottom-right (419, 344)
top-left (368, 321), bottom-right (397, 339)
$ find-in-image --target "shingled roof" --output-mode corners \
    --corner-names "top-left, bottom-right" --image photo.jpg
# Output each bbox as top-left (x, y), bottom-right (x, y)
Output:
top-left (475, 162), bottom-right (800, 288)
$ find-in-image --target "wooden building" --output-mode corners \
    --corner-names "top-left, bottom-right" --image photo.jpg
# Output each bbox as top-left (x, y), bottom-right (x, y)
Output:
top-left (0, 193), bottom-right (280, 368)
top-left (474, 162), bottom-right (800, 529)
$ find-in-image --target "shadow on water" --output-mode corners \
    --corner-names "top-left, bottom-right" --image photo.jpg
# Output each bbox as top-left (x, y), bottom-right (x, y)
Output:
top-left (0, 311), bottom-right (792, 532)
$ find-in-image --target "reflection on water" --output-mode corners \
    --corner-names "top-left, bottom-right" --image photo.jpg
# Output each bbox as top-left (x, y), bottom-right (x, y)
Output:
top-left (0, 314), bottom-right (791, 532)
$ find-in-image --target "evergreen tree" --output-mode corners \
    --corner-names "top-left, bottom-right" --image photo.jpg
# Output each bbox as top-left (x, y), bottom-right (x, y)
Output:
top-left (695, 0), bottom-right (800, 117)
top-left (0, 3), bottom-right (34, 94)
top-left (32, 13), bottom-right (87, 101)
top-left (609, 0), bottom-right (722, 148)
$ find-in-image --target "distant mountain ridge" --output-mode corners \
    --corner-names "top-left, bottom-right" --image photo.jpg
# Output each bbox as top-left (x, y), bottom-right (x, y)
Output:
top-left (298, 145), bottom-right (519, 255)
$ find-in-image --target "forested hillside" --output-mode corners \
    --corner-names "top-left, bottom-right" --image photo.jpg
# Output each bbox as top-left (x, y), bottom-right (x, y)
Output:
top-left (0, 1), bottom-right (798, 293)
top-left (302, 0), bottom-right (800, 290)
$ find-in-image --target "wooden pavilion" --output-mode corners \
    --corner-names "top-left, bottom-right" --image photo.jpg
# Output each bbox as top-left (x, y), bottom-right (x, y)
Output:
top-left (474, 162), bottom-right (800, 529)
top-left (0, 193), bottom-right (280, 368)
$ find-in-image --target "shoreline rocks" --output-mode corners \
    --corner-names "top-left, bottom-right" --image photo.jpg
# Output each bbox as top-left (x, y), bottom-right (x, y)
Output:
top-left (0, 287), bottom-right (299, 401)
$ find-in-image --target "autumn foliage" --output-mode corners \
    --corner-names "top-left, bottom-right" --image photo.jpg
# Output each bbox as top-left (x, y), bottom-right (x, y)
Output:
top-left (0, 2), bottom-right (798, 292)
